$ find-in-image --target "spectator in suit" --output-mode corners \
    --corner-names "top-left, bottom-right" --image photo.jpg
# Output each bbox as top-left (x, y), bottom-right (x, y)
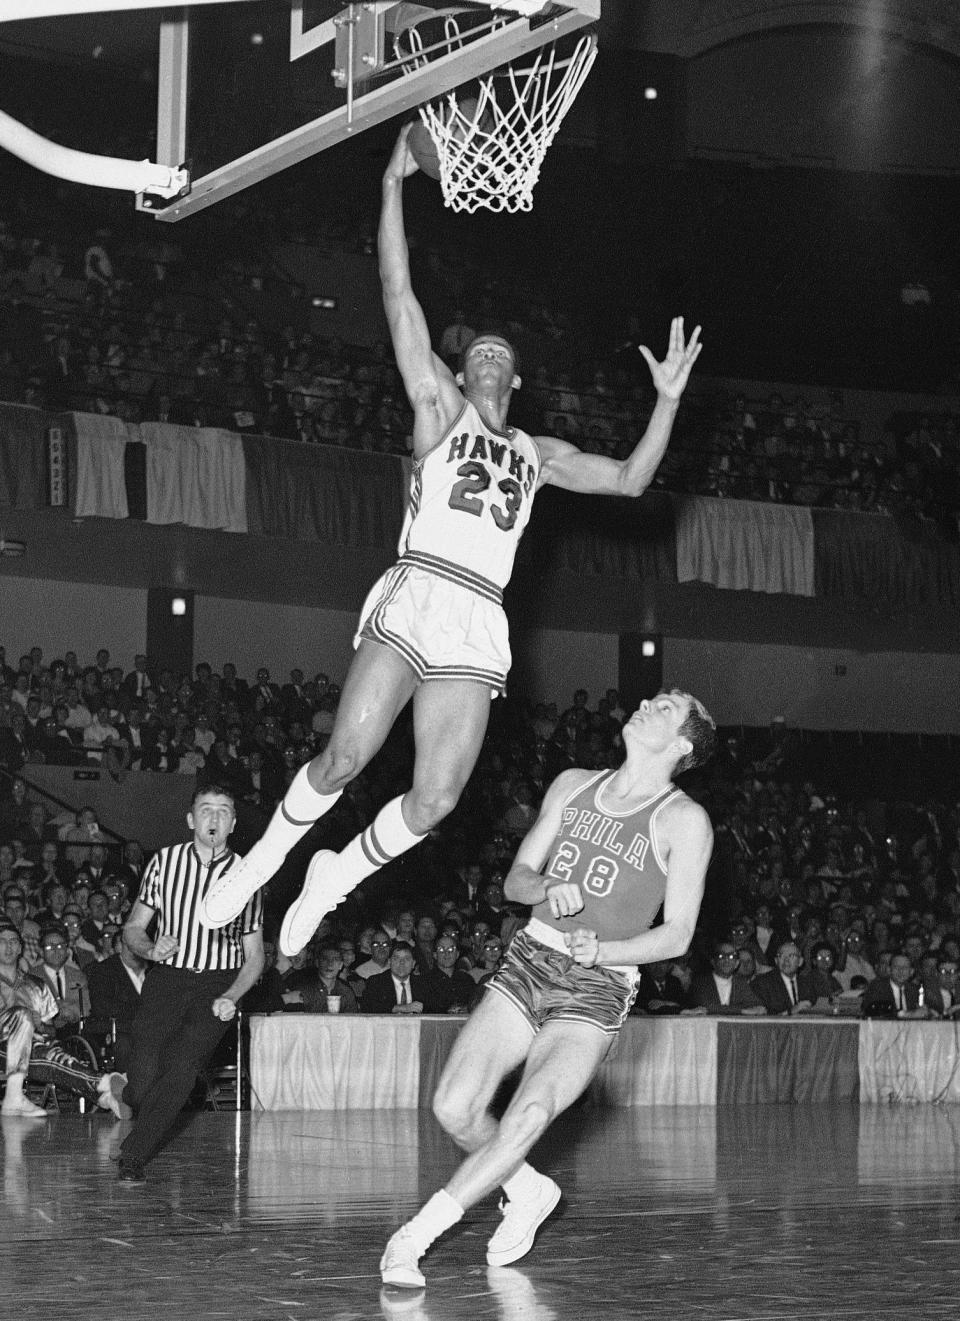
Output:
top-left (300, 945), bottom-right (360, 1013)
top-left (30, 924), bottom-right (90, 1030)
top-left (220, 662), bottom-right (249, 708)
top-left (281, 669), bottom-right (312, 725)
top-left (361, 942), bottom-right (428, 1014)
top-left (86, 932), bottom-right (147, 1070)
top-left (861, 952), bottom-right (929, 1019)
top-left (61, 908), bottom-right (97, 969)
top-left (752, 941), bottom-right (818, 1016)
top-left (251, 668), bottom-right (282, 715)
top-left (634, 958), bottom-right (690, 1014)
top-left (35, 879), bottom-right (71, 927)
top-left (0, 922), bottom-right (125, 1119)
top-left (81, 890), bottom-right (112, 948)
top-left (122, 654), bottom-right (153, 702)
top-left (0, 711), bottom-right (30, 773)
top-left (688, 939), bottom-right (765, 1014)
top-left (923, 957), bottom-right (960, 1019)
top-left (422, 933), bottom-right (476, 1014)
top-left (116, 706), bottom-right (154, 769)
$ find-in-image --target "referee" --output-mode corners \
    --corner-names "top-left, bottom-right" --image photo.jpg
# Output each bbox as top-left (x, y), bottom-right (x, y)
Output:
top-left (118, 782), bottom-right (264, 1184)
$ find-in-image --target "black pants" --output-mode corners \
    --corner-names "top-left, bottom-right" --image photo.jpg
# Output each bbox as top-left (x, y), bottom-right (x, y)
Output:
top-left (121, 965), bottom-right (234, 1166)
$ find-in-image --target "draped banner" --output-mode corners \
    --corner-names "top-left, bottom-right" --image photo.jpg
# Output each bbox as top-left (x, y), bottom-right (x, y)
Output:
top-left (3, 401), bottom-right (956, 610)
top-left (141, 423), bottom-right (246, 532)
top-left (716, 1019), bottom-right (860, 1103)
top-left (246, 1014), bottom-right (960, 1111)
top-left (525, 487), bottom-right (678, 584)
top-left (73, 412), bottom-right (129, 520)
top-left (0, 403), bottom-right (49, 511)
top-left (858, 1019), bottom-right (960, 1103)
top-left (673, 496), bottom-right (815, 595)
top-left (243, 434), bottom-right (405, 548)
top-left (814, 509), bottom-right (960, 610)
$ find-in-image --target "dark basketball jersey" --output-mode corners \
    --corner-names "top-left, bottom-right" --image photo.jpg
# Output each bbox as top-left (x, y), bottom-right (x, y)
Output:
top-left (529, 770), bottom-right (682, 943)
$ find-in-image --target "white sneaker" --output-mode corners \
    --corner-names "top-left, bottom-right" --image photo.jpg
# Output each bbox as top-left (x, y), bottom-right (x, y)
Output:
top-left (486, 1176), bottom-right (561, 1267)
top-left (1, 1096), bottom-right (47, 1119)
top-left (97, 1072), bottom-right (131, 1121)
top-left (379, 1227), bottom-right (427, 1289)
top-left (201, 840), bottom-right (284, 928)
top-left (278, 850), bottom-right (353, 957)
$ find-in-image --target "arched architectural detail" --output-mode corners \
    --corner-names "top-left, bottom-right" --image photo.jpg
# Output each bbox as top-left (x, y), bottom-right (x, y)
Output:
top-left (672, 0), bottom-right (960, 61)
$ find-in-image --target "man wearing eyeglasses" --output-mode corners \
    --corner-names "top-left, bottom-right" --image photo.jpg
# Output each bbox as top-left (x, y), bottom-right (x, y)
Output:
top-left (688, 938), bottom-right (766, 1015)
top-left (30, 924), bottom-right (89, 1032)
top-left (0, 921), bottom-right (125, 1118)
top-left (924, 960), bottom-right (960, 1019)
top-left (354, 929), bottom-right (393, 980)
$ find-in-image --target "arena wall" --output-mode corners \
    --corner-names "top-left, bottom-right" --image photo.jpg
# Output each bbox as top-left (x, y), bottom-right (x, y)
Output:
top-left (3, 575), bottom-right (956, 733)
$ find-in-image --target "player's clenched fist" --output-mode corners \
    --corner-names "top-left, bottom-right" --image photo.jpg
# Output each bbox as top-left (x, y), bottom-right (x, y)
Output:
top-left (544, 881), bottom-right (584, 919)
top-left (564, 928), bottom-right (600, 968)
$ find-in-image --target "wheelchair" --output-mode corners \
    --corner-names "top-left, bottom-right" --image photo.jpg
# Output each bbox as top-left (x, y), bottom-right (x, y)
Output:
top-left (0, 1019), bottom-right (112, 1114)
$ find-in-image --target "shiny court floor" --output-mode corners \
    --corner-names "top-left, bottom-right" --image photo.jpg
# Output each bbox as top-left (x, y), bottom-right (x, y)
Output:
top-left (3, 1102), bottom-right (960, 1320)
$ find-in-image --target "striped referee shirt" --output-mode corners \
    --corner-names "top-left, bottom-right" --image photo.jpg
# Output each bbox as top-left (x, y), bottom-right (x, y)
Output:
top-left (139, 843), bottom-right (262, 972)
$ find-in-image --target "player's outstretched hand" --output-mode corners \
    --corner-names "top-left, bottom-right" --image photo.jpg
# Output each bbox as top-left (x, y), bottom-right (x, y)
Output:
top-left (384, 123), bottom-right (420, 183)
top-left (639, 316), bottom-right (702, 401)
top-left (565, 928), bottom-right (599, 967)
top-left (544, 881), bottom-right (585, 919)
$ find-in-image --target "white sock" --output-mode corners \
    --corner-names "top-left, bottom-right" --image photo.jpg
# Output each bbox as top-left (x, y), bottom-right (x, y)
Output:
top-left (3, 1073), bottom-right (25, 1103)
top-left (337, 796), bottom-right (426, 886)
top-left (501, 1162), bottom-right (543, 1200)
top-left (403, 1189), bottom-right (464, 1255)
top-left (259, 765), bottom-right (341, 855)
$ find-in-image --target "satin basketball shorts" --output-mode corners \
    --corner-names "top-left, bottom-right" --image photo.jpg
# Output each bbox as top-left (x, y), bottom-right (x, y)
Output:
top-left (485, 925), bottom-right (640, 1037)
top-left (355, 555), bottom-right (510, 696)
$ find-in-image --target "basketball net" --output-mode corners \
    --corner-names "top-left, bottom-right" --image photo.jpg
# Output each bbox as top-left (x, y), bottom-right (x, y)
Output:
top-left (397, 19), bottom-right (597, 214)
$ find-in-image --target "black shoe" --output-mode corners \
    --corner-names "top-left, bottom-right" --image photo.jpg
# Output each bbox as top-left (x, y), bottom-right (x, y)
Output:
top-left (118, 1159), bottom-right (146, 1185)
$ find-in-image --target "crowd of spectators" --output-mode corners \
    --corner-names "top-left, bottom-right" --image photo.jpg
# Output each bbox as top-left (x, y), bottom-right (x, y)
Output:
top-left (1, 168), bottom-right (959, 535)
top-left (2, 644), bottom-right (959, 1054)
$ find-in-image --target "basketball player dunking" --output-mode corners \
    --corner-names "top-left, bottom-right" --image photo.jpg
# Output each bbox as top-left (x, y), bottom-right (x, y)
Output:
top-left (379, 688), bottom-right (716, 1286)
top-left (201, 124), bottom-right (704, 956)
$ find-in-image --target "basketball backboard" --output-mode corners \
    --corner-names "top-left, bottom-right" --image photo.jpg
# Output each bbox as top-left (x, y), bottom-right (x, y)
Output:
top-left (103, 0), bottom-right (589, 221)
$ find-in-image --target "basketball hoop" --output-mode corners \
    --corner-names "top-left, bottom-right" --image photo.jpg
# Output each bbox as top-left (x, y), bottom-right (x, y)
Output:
top-left (395, 13), bottom-right (597, 214)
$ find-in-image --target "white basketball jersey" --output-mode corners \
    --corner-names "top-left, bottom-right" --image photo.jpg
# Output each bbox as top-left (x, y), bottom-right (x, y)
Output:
top-left (399, 401), bottom-right (541, 592)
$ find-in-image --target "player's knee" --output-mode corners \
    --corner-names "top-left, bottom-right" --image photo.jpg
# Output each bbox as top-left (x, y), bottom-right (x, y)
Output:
top-left (432, 1085), bottom-right (477, 1140)
top-left (310, 744), bottom-right (361, 793)
top-left (407, 782), bottom-right (462, 832)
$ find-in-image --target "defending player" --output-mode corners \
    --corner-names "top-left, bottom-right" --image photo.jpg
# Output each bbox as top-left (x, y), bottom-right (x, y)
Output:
top-left (380, 688), bottom-right (716, 1287)
top-left (201, 125), bottom-right (703, 953)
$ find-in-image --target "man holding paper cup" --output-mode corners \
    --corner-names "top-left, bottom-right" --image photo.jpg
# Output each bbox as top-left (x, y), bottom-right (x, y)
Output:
top-left (301, 945), bottom-right (359, 1013)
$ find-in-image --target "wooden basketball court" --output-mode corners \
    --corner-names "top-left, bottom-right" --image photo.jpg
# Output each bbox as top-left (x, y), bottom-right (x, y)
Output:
top-left (3, 1102), bottom-right (958, 1319)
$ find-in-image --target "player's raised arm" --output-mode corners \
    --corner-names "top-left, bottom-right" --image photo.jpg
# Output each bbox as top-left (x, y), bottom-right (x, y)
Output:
top-left (536, 316), bottom-right (702, 497)
top-left (379, 126), bottom-right (461, 453)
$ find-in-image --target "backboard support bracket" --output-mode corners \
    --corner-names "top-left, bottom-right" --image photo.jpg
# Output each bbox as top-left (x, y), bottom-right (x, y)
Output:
top-left (142, 3), bottom-right (596, 221)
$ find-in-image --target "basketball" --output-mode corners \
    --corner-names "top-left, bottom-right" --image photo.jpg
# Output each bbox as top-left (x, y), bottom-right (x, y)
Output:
top-left (407, 119), bottom-right (441, 180)
top-left (408, 98), bottom-right (481, 182)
